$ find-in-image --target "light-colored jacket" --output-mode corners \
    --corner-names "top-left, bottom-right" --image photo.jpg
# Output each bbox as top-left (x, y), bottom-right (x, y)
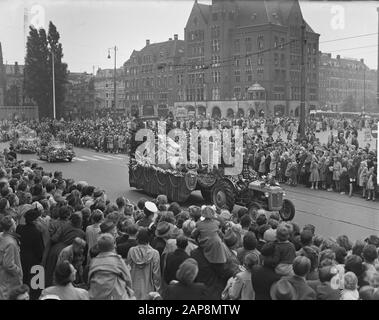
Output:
top-left (229, 270), bottom-right (255, 300)
top-left (0, 232), bottom-right (23, 300)
top-left (126, 244), bottom-right (161, 300)
top-left (88, 251), bottom-right (134, 300)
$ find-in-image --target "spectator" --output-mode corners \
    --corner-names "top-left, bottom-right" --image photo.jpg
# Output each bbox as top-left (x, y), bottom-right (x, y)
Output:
top-left (0, 216), bottom-right (23, 300)
top-left (126, 228), bottom-right (161, 300)
top-left (40, 261), bottom-right (89, 300)
top-left (163, 236), bottom-right (189, 285)
top-left (88, 233), bottom-right (134, 300)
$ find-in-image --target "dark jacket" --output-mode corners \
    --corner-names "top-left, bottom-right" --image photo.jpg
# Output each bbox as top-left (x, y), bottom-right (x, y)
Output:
top-left (272, 241), bottom-right (296, 266)
top-left (283, 275), bottom-right (316, 300)
top-left (251, 264), bottom-right (281, 300)
top-left (163, 282), bottom-right (207, 300)
top-left (116, 238), bottom-right (138, 259)
top-left (315, 283), bottom-right (340, 300)
top-left (191, 247), bottom-right (234, 300)
top-left (164, 249), bottom-right (189, 284)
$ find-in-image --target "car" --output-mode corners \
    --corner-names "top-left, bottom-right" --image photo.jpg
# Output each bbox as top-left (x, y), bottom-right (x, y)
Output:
top-left (37, 141), bottom-right (75, 162)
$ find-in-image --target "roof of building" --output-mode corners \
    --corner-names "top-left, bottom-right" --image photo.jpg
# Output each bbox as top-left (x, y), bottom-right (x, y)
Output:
top-left (124, 39), bottom-right (185, 65)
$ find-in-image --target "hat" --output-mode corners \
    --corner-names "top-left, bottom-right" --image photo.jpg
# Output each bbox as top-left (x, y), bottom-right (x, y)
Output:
top-left (359, 286), bottom-right (375, 300)
top-left (224, 230), bottom-right (238, 248)
top-left (264, 228), bottom-right (277, 242)
top-left (155, 221), bottom-right (173, 238)
top-left (365, 235), bottom-right (379, 247)
top-left (145, 201), bottom-right (158, 213)
top-left (270, 279), bottom-right (298, 300)
top-left (93, 189), bottom-right (104, 198)
top-left (219, 209), bottom-right (231, 221)
top-left (100, 221), bottom-right (116, 234)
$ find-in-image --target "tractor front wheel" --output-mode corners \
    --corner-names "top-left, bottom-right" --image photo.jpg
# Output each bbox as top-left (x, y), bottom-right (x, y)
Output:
top-left (279, 199), bottom-right (295, 221)
top-left (212, 180), bottom-right (235, 212)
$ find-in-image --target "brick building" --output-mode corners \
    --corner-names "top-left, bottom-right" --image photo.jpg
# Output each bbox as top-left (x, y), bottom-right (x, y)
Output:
top-left (319, 52), bottom-right (377, 113)
top-left (174, 0), bottom-right (320, 118)
top-left (123, 36), bottom-right (185, 118)
top-left (64, 72), bottom-right (95, 118)
top-left (94, 68), bottom-right (125, 110)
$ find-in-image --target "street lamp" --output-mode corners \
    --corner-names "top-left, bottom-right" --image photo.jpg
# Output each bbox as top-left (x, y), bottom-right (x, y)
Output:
top-left (50, 46), bottom-right (56, 119)
top-left (107, 46), bottom-right (118, 110)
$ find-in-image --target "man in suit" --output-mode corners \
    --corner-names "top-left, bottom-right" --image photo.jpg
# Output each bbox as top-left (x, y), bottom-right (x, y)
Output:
top-left (163, 236), bottom-right (189, 284)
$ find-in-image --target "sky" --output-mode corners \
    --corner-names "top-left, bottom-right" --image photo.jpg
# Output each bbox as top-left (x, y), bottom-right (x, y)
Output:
top-left (0, 0), bottom-right (378, 73)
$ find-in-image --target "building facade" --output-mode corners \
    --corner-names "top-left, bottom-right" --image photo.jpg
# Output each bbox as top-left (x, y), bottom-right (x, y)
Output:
top-left (0, 42), bottom-right (6, 106)
top-left (319, 52), bottom-right (377, 113)
top-left (123, 36), bottom-right (185, 118)
top-left (64, 72), bottom-right (95, 118)
top-left (175, 0), bottom-right (319, 118)
top-left (94, 68), bottom-right (125, 110)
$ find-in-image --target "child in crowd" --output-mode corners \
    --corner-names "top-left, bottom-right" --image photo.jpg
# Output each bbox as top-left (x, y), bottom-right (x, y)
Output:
top-left (341, 272), bottom-right (359, 300)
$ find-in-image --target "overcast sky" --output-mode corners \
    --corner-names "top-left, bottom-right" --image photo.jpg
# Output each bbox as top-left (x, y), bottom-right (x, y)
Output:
top-left (0, 0), bottom-right (378, 73)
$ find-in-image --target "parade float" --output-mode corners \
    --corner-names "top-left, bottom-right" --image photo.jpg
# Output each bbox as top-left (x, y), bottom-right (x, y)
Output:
top-left (10, 125), bottom-right (39, 153)
top-left (129, 135), bottom-right (295, 221)
top-left (37, 140), bottom-right (75, 162)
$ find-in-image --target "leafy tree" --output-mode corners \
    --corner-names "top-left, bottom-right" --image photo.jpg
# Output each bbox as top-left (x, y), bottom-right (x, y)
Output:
top-left (24, 22), bottom-right (67, 119)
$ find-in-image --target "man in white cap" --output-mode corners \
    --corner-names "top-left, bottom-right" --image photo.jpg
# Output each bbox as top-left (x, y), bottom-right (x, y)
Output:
top-left (137, 201), bottom-right (158, 228)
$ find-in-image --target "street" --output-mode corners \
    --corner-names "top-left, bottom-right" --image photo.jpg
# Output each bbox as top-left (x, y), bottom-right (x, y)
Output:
top-left (3, 142), bottom-right (378, 243)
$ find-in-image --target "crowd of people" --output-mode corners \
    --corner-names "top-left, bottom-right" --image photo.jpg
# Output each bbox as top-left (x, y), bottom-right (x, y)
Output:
top-left (0, 144), bottom-right (378, 300)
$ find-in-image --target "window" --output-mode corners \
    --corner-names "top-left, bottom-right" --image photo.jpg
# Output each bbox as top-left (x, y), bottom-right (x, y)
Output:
top-left (246, 58), bottom-right (252, 67)
top-left (212, 55), bottom-right (221, 67)
top-left (234, 39), bottom-right (240, 52)
top-left (245, 38), bottom-right (252, 52)
top-left (234, 57), bottom-right (240, 67)
top-left (234, 87), bottom-right (241, 99)
top-left (274, 53), bottom-right (279, 66)
top-left (235, 70), bottom-right (240, 83)
top-left (213, 71), bottom-right (221, 83)
top-left (212, 87), bottom-right (220, 100)
top-left (177, 74), bottom-right (184, 85)
top-left (281, 54), bottom-right (285, 67)
top-left (212, 12), bottom-right (218, 21)
top-left (257, 35), bottom-right (264, 49)
top-left (211, 26), bottom-right (220, 38)
top-left (212, 39), bottom-right (220, 52)
top-left (280, 38), bottom-right (285, 50)
top-left (229, 11), bottom-right (235, 20)
top-left (258, 54), bottom-right (264, 66)
top-left (274, 36), bottom-right (279, 48)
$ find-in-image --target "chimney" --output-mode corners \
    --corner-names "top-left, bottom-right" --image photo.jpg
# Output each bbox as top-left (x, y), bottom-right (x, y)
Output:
top-left (360, 58), bottom-right (364, 63)
top-left (146, 39), bottom-right (150, 46)
top-left (169, 38), bottom-right (172, 41)
top-left (174, 34), bottom-right (178, 40)
top-left (337, 55), bottom-right (340, 59)
top-left (14, 61), bottom-right (19, 74)
top-left (328, 53), bottom-right (331, 58)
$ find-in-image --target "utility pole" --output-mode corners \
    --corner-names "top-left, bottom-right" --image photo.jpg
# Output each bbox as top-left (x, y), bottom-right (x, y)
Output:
top-left (52, 49), bottom-right (56, 119)
top-left (377, 7), bottom-right (379, 111)
top-left (108, 46), bottom-right (118, 109)
top-left (363, 64), bottom-right (366, 114)
top-left (299, 21), bottom-right (307, 139)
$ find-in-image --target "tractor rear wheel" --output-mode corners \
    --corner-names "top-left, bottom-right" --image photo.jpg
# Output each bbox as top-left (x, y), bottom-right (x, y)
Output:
top-left (279, 199), bottom-right (295, 221)
top-left (201, 189), bottom-right (212, 203)
top-left (212, 180), bottom-right (235, 211)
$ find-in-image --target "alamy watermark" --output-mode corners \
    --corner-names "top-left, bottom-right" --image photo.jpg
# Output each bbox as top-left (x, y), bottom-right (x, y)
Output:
top-left (135, 121), bottom-right (244, 175)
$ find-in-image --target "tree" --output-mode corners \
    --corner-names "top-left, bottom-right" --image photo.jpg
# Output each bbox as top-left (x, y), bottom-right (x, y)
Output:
top-left (24, 22), bottom-right (67, 119)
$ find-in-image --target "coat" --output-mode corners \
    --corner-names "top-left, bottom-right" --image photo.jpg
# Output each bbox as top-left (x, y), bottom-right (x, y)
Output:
top-left (88, 251), bottom-right (134, 300)
top-left (163, 249), bottom-right (189, 284)
top-left (251, 265), bottom-right (281, 300)
top-left (0, 232), bottom-right (23, 300)
top-left (163, 282), bottom-right (207, 300)
top-left (126, 244), bottom-right (161, 300)
top-left (190, 247), bottom-right (235, 300)
top-left (229, 270), bottom-right (255, 300)
top-left (282, 275), bottom-right (316, 300)
top-left (16, 223), bottom-right (44, 294)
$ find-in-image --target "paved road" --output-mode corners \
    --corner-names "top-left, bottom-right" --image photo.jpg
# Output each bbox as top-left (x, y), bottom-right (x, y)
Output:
top-left (1, 143), bottom-right (378, 242)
